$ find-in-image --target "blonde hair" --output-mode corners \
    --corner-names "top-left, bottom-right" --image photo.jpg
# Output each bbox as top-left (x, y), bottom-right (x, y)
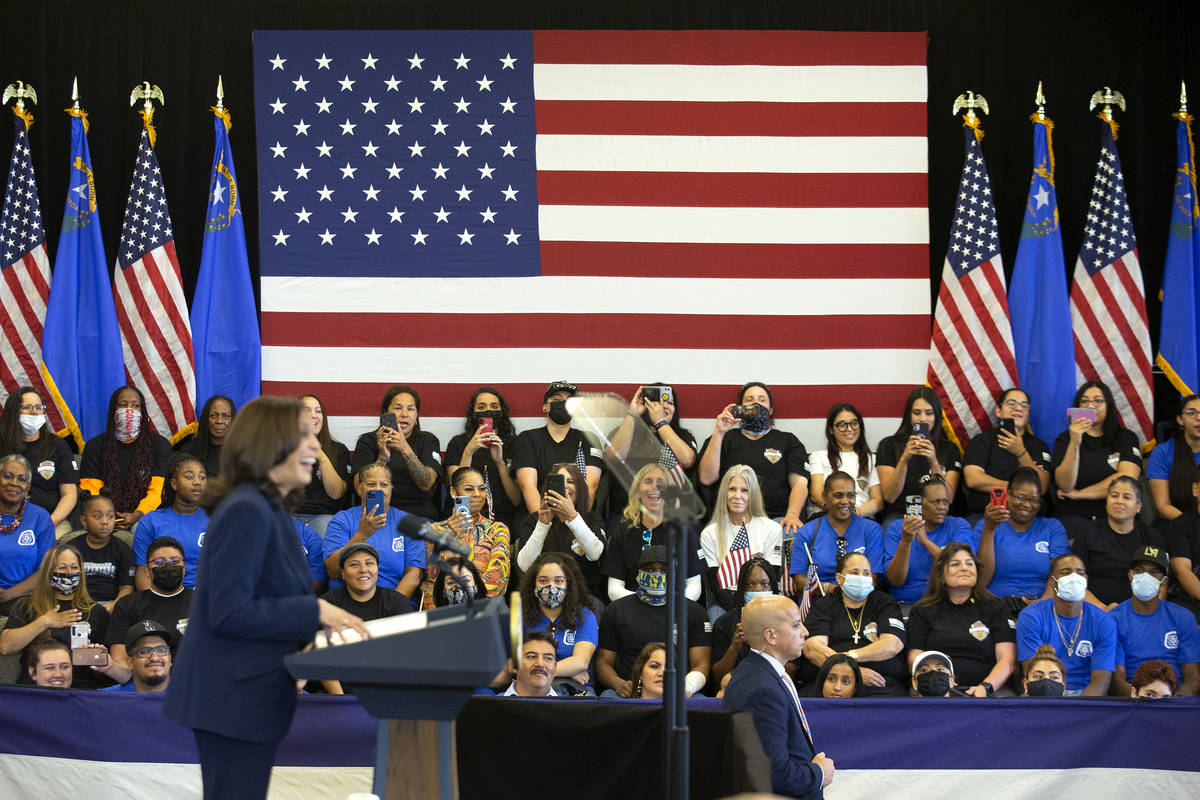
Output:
top-left (710, 465), bottom-right (768, 558)
top-left (25, 542), bottom-right (96, 618)
top-left (621, 463), bottom-right (671, 527)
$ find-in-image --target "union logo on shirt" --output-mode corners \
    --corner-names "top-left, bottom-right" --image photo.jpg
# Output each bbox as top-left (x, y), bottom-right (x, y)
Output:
top-left (17, 530), bottom-right (35, 546)
top-left (863, 621), bottom-right (879, 642)
top-left (197, 531), bottom-right (206, 547)
top-left (763, 448), bottom-right (782, 464)
top-left (392, 536), bottom-right (405, 552)
top-left (969, 620), bottom-right (990, 641)
top-left (1035, 541), bottom-right (1050, 554)
top-left (1075, 640), bottom-right (1094, 657)
top-left (1165, 631), bottom-right (1180, 649)
top-left (37, 460), bottom-right (55, 480)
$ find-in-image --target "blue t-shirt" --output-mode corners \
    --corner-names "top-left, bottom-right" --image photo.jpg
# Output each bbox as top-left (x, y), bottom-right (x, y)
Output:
top-left (292, 518), bottom-right (328, 584)
top-left (1017, 598), bottom-right (1118, 691)
top-left (1110, 599), bottom-right (1200, 682)
top-left (882, 516), bottom-right (975, 602)
top-left (1146, 437), bottom-right (1200, 481)
top-left (133, 508), bottom-right (209, 589)
top-left (973, 516), bottom-right (1069, 598)
top-left (101, 681), bottom-right (140, 692)
top-left (323, 506), bottom-right (426, 590)
top-left (526, 607), bottom-right (599, 661)
top-left (790, 515), bottom-right (883, 583)
top-left (0, 503), bottom-right (55, 589)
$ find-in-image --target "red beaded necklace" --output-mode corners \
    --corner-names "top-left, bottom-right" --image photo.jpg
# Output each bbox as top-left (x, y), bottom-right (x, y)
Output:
top-left (0, 498), bottom-right (27, 534)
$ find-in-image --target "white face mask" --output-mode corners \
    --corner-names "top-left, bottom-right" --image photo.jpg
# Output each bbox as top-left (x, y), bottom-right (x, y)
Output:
top-left (1130, 572), bottom-right (1163, 603)
top-left (1054, 572), bottom-right (1088, 603)
top-left (18, 414), bottom-right (46, 436)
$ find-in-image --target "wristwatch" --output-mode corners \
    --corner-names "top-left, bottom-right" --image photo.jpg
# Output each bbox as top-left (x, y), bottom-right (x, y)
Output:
top-left (980, 681), bottom-right (994, 696)
top-left (653, 419), bottom-right (669, 431)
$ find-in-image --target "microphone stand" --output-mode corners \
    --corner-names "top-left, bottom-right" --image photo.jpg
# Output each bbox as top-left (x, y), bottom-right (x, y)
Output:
top-left (661, 485), bottom-right (693, 800)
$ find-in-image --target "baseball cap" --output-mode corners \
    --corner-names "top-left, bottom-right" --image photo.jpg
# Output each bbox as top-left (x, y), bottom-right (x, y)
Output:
top-left (912, 650), bottom-right (954, 674)
top-left (126, 619), bottom-right (177, 652)
top-left (544, 381), bottom-right (579, 402)
top-left (1130, 545), bottom-right (1170, 572)
top-left (639, 545), bottom-right (668, 567)
top-left (339, 542), bottom-right (380, 570)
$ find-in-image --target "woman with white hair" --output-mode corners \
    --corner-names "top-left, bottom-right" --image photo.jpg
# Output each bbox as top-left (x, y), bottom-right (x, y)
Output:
top-left (700, 464), bottom-right (783, 618)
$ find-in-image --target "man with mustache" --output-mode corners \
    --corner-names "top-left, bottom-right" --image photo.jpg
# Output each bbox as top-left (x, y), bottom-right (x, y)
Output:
top-left (27, 640), bottom-right (72, 689)
top-left (503, 631), bottom-right (559, 697)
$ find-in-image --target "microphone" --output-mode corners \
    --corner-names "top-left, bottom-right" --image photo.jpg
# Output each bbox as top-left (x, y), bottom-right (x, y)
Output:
top-left (395, 513), bottom-right (471, 557)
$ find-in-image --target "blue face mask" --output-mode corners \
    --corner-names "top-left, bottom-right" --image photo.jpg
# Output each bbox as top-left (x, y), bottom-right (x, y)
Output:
top-left (840, 574), bottom-right (874, 602)
top-left (743, 590), bottom-right (772, 605)
top-left (636, 570), bottom-right (667, 606)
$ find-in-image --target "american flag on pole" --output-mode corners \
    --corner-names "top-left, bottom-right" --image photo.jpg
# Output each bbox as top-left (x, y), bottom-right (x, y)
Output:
top-left (0, 107), bottom-right (69, 432)
top-left (252, 31), bottom-right (930, 447)
top-left (716, 523), bottom-right (751, 590)
top-left (927, 119), bottom-right (1018, 449)
top-left (113, 116), bottom-right (196, 440)
top-left (1070, 115), bottom-right (1153, 444)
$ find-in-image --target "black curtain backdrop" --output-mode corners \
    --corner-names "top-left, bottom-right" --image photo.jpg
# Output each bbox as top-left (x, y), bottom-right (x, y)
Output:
top-left (1, 0), bottom-right (1196, 418)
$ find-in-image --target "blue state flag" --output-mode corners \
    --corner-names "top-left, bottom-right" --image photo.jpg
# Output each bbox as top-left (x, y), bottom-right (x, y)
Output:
top-left (1009, 114), bottom-right (1075, 440)
top-left (43, 107), bottom-right (125, 445)
top-left (191, 106), bottom-right (261, 411)
top-left (1156, 110), bottom-right (1200, 396)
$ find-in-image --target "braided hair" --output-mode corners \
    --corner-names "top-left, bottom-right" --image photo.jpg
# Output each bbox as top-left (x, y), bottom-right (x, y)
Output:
top-left (101, 385), bottom-right (155, 512)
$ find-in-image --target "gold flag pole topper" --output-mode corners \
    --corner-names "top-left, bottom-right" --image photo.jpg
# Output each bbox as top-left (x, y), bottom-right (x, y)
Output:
top-left (952, 89), bottom-right (989, 140)
top-left (130, 81), bottom-right (165, 146)
top-left (2, 80), bottom-right (37, 128)
top-left (1089, 85), bottom-right (1126, 137)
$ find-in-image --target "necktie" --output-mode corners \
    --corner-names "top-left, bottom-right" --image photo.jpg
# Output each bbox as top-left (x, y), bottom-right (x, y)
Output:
top-left (780, 672), bottom-right (813, 745)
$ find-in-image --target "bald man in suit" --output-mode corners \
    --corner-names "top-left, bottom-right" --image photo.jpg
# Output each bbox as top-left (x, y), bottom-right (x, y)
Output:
top-left (722, 595), bottom-right (835, 799)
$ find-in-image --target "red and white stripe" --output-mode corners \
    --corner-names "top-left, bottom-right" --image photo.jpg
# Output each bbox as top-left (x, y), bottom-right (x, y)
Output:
top-left (0, 243), bottom-right (65, 429)
top-left (260, 30), bottom-right (930, 447)
top-left (1070, 250), bottom-right (1153, 443)
top-left (113, 240), bottom-right (195, 438)
top-left (716, 545), bottom-right (751, 591)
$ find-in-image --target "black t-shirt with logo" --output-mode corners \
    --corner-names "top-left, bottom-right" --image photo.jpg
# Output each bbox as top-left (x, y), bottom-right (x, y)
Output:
top-left (875, 434), bottom-right (963, 520)
top-left (906, 596), bottom-right (1016, 687)
top-left (699, 428), bottom-right (808, 518)
top-left (601, 521), bottom-right (704, 592)
top-left (800, 588), bottom-right (908, 693)
top-left (962, 428), bottom-right (1052, 513)
top-left (1049, 428), bottom-right (1142, 519)
top-left (23, 435), bottom-right (78, 516)
top-left (511, 427), bottom-right (606, 512)
top-left (320, 586), bottom-right (412, 621)
top-left (597, 594), bottom-right (711, 680)
top-left (76, 536), bottom-right (136, 602)
top-left (444, 430), bottom-right (519, 527)
top-left (106, 587), bottom-right (193, 649)
top-left (353, 430), bottom-right (442, 519)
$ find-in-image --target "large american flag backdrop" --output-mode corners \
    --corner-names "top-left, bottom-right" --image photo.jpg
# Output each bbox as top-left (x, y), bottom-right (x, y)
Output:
top-left (253, 30), bottom-right (930, 447)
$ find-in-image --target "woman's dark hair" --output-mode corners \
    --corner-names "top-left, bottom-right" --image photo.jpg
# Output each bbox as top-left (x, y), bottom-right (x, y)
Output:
top-left (204, 396), bottom-right (306, 512)
top-left (734, 556), bottom-right (779, 608)
top-left (810, 653), bottom-right (863, 698)
top-left (100, 385), bottom-right (156, 512)
top-left (739, 381), bottom-right (775, 414)
top-left (450, 466), bottom-right (484, 492)
top-left (542, 462), bottom-right (590, 518)
top-left (835, 550), bottom-right (872, 576)
top-left (631, 641), bottom-right (667, 698)
top-left (432, 556), bottom-right (485, 607)
top-left (78, 490), bottom-right (114, 517)
top-left (299, 393), bottom-right (344, 465)
top-left (640, 380), bottom-right (690, 440)
top-left (0, 386), bottom-right (56, 461)
top-left (919, 472), bottom-right (949, 497)
top-left (1006, 466), bottom-right (1043, 494)
top-left (380, 385), bottom-right (422, 435)
top-left (1107, 474), bottom-right (1144, 505)
top-left (914, 542), bottom-right (995, 608)
top-left (1166, 394), bottom-right (1200, 512)
top-left (891, 386), bottom-right (953, 453)
top-left (192, 395), bottom-right (235, 471)
top-left (825, 470), bottom-right (856, 495)
top-left (160, 452), bottom-right (205, 509)
top-left (824, 403), bottom-right (871, 479)
top-left (1072, 380), bottom-right (1121, 442)
top-left (520, 551), bottom-right (589, 631)
top-left (461, 386), bottom-right (516, 441)
top-left (1023, 644), bottom-right (1066, 680)
top-left (996, 388), bottom-right (1030, 429)
top-left (1130, 658), bottom-right (1179, 695)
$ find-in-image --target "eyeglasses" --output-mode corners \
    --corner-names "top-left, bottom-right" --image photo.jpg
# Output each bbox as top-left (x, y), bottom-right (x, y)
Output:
top-left (1002, 399), bottom-right (1030, 410)
top-left (1078, 396), bottom-right (1106, 407)
top-left (1182, 408), bottom-right (1200, 419)
top-left (0, 471), bottom-right (30, 484)
top-left (148, 556), bottom-right (184, 567)
top-left (833, 420), bottom-right (861, 432)
top-left (1008, 492), bottom-right (1042, 506)
top-left (19, 404), bottom-right (46, 413)
top-left (132, 645), bottom-right (170, 659)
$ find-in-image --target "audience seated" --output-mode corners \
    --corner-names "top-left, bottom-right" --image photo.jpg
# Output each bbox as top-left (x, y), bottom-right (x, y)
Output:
top-left (502, 630), bottom-right (559, 697)
top-left (292, 393), bottom-right (350, 536)
top-left (710, 557), bottom-right (779, 692)
top-left (961, 388), bottom-right (1052, 520)
top-left (603, 463), bottom-right (703, 603)
top-left (0, 387), bottom-right (78, 532)
top-left (74, 492), bottom-right (136, 610)
top-left (100, 620), bottom-right (174, 693)
top-left (906, 543), bottom-right (1016, 697)
top-left (975, 467), bottom-right (1069, 601)
top-left (701, 465), bottom-right (783, 619)
top-left (812, 652), bottom-right (863, 699)
top-left (351, 385), bottom-right (442, 519)
top-left (806, 402), bottom-right (882, 520)
top-left (630, 641), bottom-right (666, 699)
top-left (443, 387), bottom-right (524, 528)
top-left (1022, 644), bottom-right (1067, 696)
top-left (79, 385), bottom-right (172, 532)
top-left (0, 542), bottom-right (111, 689)
top-left (883, 474), bottom-right (973, 604)
top-left (512, 381), bottom-right (604, 515)
top-left (799, 552), bottom-right (907, 696)
top-left (1108, 545), bottom-right (1200, 697)
top-left (0, 454), bottom-right (58, 615)
top-left (698, 381), bottom-right (809, 533)
top-left (607, 383), bottom-right (699, 514)
top-left (106, 536), bottom-right (192, 671)
top-left (790, 471), bottom-right (884, 594)
top-left (596, 546), bottom-right (710, 697)
top-left (133, 454), bottom-right (208, 591)
top-left (519, 553), bottom-right (597, 688)
top-left (431, 557), bottom-right (484, 608)
top-left (1145, 394), bottom-right (1200, 525)
top-left (25, 639), bottom-right (72, 690)
top-left (178, 395), bottom-right (234, 478)
top-left (421, 466), bottom-right (510, 609)
top-left (1166, 472), bottom-right (1200, 623)
top-left (1016, 553), bottom-right (1117, 696)
top-left (1129, 658), bottom-right (1179, 699)
top-left (322, 463), bottom-right (424, 601)
top-left (875, 387), bottom-right (962, 529)
top-left (911, 650), bottom-right (966, 697)
top-left (1050, 380), bottom-right (1143, 541)
top-left (1070, 477), bottom-right (1165, 606)
top-left (514, 463), bottom-right (606, 601)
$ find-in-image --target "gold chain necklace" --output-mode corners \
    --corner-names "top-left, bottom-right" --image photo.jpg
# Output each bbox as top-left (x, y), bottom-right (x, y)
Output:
top-left (845, 600), bottom-right (867, 645)
top-left (1053, 609), bottom-right (1084, 657)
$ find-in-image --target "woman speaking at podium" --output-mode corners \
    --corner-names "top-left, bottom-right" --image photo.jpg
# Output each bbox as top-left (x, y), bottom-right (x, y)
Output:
top-left (164, 396), bottom-right (369, 800)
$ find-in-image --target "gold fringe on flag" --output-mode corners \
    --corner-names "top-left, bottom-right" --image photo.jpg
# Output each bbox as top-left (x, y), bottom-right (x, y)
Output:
top-left (140, 105), bottom-right (157, 147)
top-left (66, 106), bottom-right (89, 134)
top-left (211, 105), bottom-right (231, 132)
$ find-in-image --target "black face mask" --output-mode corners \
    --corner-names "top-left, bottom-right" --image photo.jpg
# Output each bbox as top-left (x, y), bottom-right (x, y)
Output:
top-left (1026, 678), bottom-right (1065, 697)
top-left (151, 563), bottom-right (184, 592)
top-left (916, 670), bottom-right (952, 697)
top-left (547, 400), bottom-right (571, 426)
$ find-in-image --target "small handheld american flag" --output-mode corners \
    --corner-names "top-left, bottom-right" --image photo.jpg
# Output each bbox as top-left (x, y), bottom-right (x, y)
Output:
top-left (796, 541), bottom-right (821, 622)
top-left (717, 523), bottom-right (751, 590)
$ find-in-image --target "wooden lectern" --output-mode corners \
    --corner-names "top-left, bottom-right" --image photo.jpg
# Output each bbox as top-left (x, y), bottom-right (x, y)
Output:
top-left (285, 597), bottom-right (518, 800)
